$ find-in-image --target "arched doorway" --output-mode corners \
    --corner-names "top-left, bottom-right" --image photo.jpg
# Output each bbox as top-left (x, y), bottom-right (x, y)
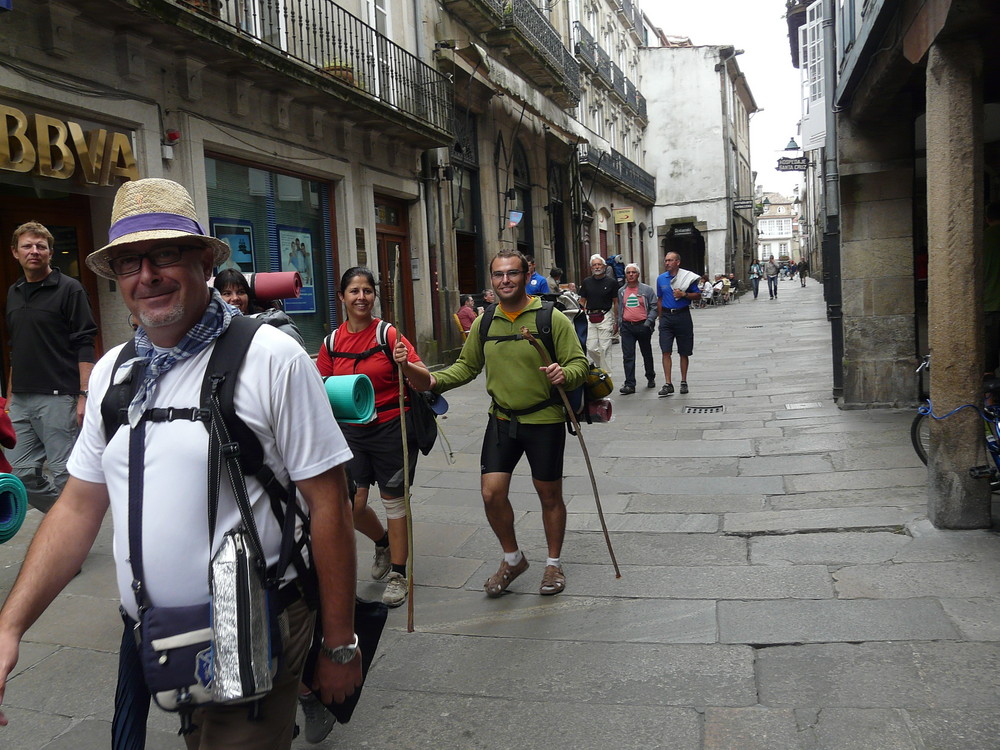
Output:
top-left (664, 223), bottom-right (706, 277)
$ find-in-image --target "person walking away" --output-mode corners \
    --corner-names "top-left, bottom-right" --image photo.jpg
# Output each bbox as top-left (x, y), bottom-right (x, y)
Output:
top-left (5, 221), bottom-right (97, 513)
top-left (765, 255), bottom-right (780, 299)
top-left (317, 267), bottom-right (431, 612)
top-left (579, 255), bottom-right (619, 371)
top-left (616, 264), bottom-right (657, 394)
top-left (655, 251), bottom-right (701, 396)
top-left (749, 259), bottom-right (763, 299)
top-left (797, 257), bottom-right (810, 287)
top-left (525, 255), bottom-right (550, 296)
top-left (0, 179), bottom-right (360, 748)
top-left (428, 250), bottom-right (588, 596)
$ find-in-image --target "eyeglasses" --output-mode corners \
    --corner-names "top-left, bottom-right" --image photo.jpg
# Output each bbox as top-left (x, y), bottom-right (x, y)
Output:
top-left (490, 269), bottom-right (523, 280)
top-left (108, 245), bottom-right (202, 277)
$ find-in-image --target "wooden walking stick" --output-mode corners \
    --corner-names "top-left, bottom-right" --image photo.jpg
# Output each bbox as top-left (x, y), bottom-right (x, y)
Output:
top-left (521, 327), bottom-right (621, 578)
top-left (392, 250), bottom-right (416, 632)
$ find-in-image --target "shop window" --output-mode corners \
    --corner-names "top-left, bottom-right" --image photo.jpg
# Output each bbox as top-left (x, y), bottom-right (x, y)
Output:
top-left (205, 156), bottom-right (334, 351)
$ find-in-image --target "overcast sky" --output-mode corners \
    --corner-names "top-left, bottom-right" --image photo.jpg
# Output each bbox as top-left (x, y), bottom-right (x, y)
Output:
top-left (643, 0), bottom-right (804, 200)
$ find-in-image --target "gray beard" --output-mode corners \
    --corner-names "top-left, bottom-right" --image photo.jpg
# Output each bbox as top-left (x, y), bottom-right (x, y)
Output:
top-left (137, 301), bottom-right (186, 329)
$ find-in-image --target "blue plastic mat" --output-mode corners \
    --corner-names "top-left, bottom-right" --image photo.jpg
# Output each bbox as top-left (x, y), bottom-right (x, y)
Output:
top-left (324, 374), bottom-right (376, 424)
top-left (0, 473), bottom-right (28, 544)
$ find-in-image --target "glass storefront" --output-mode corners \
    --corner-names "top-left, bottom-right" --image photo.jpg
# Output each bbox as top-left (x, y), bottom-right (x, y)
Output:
top-left (205, 157), bottom-right (335, 352)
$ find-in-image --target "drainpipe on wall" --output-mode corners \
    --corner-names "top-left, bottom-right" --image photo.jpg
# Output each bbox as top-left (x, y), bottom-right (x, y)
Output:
top-left (822, 0), bottom-right (843, 399)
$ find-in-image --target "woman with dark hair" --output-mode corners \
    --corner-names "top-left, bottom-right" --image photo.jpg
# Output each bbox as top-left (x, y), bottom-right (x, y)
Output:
top-left (316, 267), bottom-right (431, 610)
top-left (213, 268), bottom-right (304, 346)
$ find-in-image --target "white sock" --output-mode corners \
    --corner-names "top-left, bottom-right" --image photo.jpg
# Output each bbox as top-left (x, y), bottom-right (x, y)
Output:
top-left (504, 550), bottom-right (523, 566)
top-left (546, 557), bottom-right (560, 568)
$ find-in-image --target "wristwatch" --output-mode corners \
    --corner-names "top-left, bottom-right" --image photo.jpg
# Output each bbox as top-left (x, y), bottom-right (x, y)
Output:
top-left (79, 390), bottom-right (88, 398)
top-left (319, 633), bottom-right (359, 664)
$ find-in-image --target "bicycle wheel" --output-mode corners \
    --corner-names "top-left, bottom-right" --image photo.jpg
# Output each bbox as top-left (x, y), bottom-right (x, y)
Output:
top-left (911, 412), bottom-right (930, 465)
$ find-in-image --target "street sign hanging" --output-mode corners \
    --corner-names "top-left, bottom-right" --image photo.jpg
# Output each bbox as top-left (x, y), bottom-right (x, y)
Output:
top-left (777, 157), bottom-right (809, 172)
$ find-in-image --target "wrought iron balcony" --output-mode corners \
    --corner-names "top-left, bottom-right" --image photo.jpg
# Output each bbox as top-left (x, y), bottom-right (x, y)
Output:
top-left (625, 78), bottom-right (638, 113)
top-left (174, 0), bottom-right (452, 141)
top-left (578, 144), bottom-right (655, 205)
top-left (610, 62), bottom-right (626, 102)
top-left (636, 91), bottom-right (647, 122)
top-left (594, 45), bottom-right (614, 90)
top-left (573, 21), bottom-right (597, 72)
top-left (617, 0), bottom-right (634, 24)
top-left (442, 0), bottom-right (579, 108)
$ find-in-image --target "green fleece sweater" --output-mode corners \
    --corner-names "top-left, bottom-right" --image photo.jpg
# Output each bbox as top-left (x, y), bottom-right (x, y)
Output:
top-left (432, 297), bottom-right (589, 424)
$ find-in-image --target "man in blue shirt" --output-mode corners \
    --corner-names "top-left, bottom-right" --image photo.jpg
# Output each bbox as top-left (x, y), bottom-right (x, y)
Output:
top-left (525, 256), bottom-right (550, 296)
top-left (655, 251), bottom-right (701, 396)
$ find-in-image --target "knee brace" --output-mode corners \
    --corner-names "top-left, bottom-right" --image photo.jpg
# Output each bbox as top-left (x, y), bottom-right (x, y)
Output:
top-left (381, 494), bottom-right (407, 520)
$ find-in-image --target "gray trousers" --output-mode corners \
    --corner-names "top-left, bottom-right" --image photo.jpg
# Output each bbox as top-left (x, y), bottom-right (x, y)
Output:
top-left (7, 393), bottom-right (78, 513)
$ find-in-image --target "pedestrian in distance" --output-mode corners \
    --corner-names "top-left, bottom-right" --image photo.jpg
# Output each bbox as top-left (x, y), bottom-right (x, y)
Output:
top-left (5, 221), bottom-right (98, 513)
top-left (616, 263), bottom-right (657, 394)
top-left (797, 257), bottom-right (810, 287)
top-left (655, 251), bottom-right (701, 396)
top-left (428, 249), bottom-right (588, 597)
top-left (317, 267), bottom-right (432, 612)
top-left (525, 255), bottom-right (550, 296)
top-left (0, 178), bottom-right (361, 748)
top-left (749, 259), bottom-right (763, 299)
top-left (579, 255), bottom-right (620, 372)
top-left (765, 255), bottom-right (780, 299)
top-left (456, 293), bottom-right (478, 333)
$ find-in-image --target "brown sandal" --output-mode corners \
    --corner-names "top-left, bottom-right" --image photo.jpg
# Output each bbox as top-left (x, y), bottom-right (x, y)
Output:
top-left (539, 564), bottom-right (565, 595)
top-left (484, 556), bottom-right (529, 597)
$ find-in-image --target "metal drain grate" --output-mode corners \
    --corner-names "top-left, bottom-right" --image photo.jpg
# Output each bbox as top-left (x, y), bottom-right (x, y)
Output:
top-left (684, 405), bottom-right (725, 414)
top-left (745, 325), bottom-right (764, 328)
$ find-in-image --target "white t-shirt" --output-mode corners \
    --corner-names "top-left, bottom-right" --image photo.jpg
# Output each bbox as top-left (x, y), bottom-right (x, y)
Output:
top-left (69, 323), bottom-right (352, 619)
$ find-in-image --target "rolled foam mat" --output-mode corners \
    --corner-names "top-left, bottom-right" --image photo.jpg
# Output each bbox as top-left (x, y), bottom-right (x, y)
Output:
top-left (0, 473), bottom-right (28, 544)
top-left (324, 375), bottom-right (376, 424)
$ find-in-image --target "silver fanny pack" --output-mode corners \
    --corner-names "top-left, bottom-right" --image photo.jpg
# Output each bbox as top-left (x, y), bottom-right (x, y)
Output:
top-left (210, 528), bottom-right (277, 703)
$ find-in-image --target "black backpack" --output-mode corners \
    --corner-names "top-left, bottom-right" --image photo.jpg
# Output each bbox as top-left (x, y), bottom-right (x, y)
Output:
top-left (324, 321), bottom-right (438, 455)
top-left (100, 316), bottom-right (313, 596)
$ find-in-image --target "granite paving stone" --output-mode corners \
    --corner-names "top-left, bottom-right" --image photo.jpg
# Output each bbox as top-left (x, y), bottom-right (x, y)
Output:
top-left (834, 562), bottom-right (1000, 599)
top-left (810, 708), bottom-right (919, 750)
top-left (703, 707), bottom-right (805, 750)
top-left (724, 507), bottom-right (922, 534)
top-left (750, 531), bottom-right (911, 565)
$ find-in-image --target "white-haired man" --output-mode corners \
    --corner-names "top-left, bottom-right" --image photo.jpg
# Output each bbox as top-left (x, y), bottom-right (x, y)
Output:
top-left (579, 255), bottom-right (619, 371)
top-left (616, 263), bottom-right (657, 394)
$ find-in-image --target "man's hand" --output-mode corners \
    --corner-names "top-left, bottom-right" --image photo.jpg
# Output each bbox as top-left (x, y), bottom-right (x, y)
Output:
top-left (540, 362), bottom-right (565, 387)
top-left (76, 395), bottom-right (86, 426)
top-left (0, 630), bottom-right (21, 727)
top-left (311, 648), bottom-right (362, 705)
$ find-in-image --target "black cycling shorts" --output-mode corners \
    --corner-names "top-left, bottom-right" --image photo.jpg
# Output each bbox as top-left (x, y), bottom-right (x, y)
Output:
top-left (480, 418), bottom-right (566, 482)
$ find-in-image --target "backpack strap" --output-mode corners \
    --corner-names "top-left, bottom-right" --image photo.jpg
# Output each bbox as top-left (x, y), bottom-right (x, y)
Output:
top-left (325, 320), bottom-right (393, 365)
top-left (101, 339), bottom-right (141, 445)
top-left (478, 301), bottom-right (557, 362)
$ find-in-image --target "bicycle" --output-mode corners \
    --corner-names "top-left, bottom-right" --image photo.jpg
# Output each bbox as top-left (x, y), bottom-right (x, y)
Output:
top-left (911, 356), bottom-right (1000, 487)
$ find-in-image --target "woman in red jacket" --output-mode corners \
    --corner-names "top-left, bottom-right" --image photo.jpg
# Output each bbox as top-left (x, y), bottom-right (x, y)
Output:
top-left (316, 267), bottom-right (431, 609)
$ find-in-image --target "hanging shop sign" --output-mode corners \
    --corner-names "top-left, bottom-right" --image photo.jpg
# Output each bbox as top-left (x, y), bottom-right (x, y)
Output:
top-left (776, 157), bottom-right (809, 172)
top-left (613, 206), bottom-right (634, 224)
top-left (1, 104), bottom-right (139, 185)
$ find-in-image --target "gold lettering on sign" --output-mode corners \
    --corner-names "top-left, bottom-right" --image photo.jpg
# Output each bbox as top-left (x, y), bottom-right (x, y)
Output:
top-left (34, 114), bottom-right (75, 179)
top-left (0, 105), bottom-right (36, 173)
top-left (0, 103), bottom-right (138, 185)
top-left (68, 121), bottom-right (107, 184)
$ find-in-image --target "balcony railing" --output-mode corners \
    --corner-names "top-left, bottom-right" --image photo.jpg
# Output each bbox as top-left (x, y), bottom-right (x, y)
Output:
top-left (498, 0), bottom-right (580, 107)
top-left (578, 144), bottom-right (655, 204)
top-left (636, 91), bottom-right (647, 122)
top-left (610, 61), bottom-right (626, 102)
top-left (625, 78), bottom-right (638, 112)
top-left (573, 21), bottom-right (597, 71)
top-left (594, 45), bottom-right (614, 89)
top-left (179, 0), bottom-right (452, 132)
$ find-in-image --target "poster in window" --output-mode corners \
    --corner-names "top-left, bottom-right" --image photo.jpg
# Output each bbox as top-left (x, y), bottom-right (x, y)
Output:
top-left (278, 226), bottom-right (316, 314)
top-left (210, 219), bottom-right (255, 272)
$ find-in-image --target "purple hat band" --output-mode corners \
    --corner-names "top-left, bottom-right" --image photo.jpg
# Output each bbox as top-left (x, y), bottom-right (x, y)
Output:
top-left (108, 212), bottom-right (208, 243)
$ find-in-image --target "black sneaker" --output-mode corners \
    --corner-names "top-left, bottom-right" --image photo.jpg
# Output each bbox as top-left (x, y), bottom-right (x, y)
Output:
top-left (619, 385), bottom-right (635, 395)
top-left (658, 383), bottom-right (674, 397)
top-left (647, 378), bottom-right (657, 389)
top-left (679, 381), bottom-right (689, 394)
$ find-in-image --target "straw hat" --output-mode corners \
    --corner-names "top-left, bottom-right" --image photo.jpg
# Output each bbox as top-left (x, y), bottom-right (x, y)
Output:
top-left (87, 178), bottom-right (230, 280)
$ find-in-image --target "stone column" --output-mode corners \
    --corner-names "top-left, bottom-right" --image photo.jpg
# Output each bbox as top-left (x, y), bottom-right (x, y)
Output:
top-left (837, 110), bottom-right (916, 407)
top-left (926, 39), bottom-right (989, 528)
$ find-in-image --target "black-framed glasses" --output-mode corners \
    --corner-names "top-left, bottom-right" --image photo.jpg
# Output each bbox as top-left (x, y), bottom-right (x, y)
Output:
top-left (108, 245), bottom-right (202, 277)
top-left (490, 269), bottom-right (523, 280)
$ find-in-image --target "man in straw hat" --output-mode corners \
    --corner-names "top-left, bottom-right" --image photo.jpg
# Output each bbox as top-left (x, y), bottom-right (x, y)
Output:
top-left (6, 220), bottom-right (98, 513)
top-left (0, 178), bottom-right (360, 748)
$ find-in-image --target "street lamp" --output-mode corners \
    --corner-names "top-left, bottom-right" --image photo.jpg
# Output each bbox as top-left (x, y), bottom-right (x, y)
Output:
top-left (785, 137), bottom-right (800, 151)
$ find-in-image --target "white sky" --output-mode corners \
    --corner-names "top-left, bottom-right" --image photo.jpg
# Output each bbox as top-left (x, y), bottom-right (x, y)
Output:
top-left (642, 0), bottom-right (804, 200)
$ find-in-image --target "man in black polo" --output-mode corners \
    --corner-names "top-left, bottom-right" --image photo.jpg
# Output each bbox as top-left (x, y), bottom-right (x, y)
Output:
top-left (5, 221), bottom-right (97, 512)
top-left (655, 251), bottom-right (701, 396)
top-left (579, 255), bottom-right (619, 372)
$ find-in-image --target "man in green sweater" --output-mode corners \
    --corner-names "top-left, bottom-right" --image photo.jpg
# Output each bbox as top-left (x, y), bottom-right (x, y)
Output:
top-left (430, 250), bottom-right (588, 597)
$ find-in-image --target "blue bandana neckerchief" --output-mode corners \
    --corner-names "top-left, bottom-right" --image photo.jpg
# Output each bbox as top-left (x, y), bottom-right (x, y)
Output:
top-left (114, 290), bottom-right (237, 428)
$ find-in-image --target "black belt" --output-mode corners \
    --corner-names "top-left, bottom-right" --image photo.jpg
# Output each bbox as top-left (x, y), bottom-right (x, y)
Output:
top-left (662, 307), bottom-right (690, 315)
